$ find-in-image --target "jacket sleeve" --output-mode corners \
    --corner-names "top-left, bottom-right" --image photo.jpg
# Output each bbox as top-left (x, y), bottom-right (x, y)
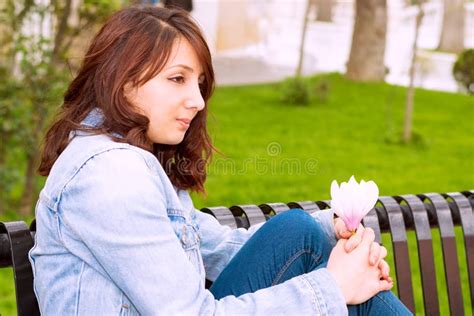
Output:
top-left (59, 148), bottom-right (347, 315)
top-left (197, 206), bottom-right (338, 282)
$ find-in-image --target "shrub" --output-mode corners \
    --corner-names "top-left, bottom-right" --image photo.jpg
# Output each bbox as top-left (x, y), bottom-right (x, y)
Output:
top-left (281, 77), bottom-right (310, 105)
top-left (313, 79), bottom-right (330, 103)
top-left (452, 49), bottom-right (474, 95)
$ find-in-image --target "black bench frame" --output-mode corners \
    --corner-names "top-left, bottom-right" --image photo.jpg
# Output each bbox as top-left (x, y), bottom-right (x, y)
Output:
top-left (1, 190), bottom-right (473, 315)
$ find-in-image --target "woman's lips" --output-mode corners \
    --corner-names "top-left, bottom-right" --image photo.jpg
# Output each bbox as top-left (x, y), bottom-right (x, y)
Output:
top-left (177, 118), bottom-right (191, 129)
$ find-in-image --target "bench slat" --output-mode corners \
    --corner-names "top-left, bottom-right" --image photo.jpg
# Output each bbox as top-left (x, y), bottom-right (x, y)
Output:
top-left (287, 201), bottom-right (320, 214)
top-left (422, 193), bottom-right (464, 315)
top-left (201, 207), bottom-right (238, 229)
top-left (230, 205), bottom-right (266, 228)
top-left (398, 194), bottom-right (439, 316)
top-left (379, 196), bottom-right (415, 313)
top-left (0, 221), bottom-right (40, 316)
top-left (316, 200), bottom-right (331, 210)
top-left (0, 233), bottom-right (12, 267)
top-left (445, 192), bottom-right (474, 308)
top-left (362, 207), bottom-right (382, 244)
top-left (259, 203), bottom-right (290, 218)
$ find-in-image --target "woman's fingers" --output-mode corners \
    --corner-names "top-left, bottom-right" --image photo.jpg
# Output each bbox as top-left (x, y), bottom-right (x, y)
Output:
top-left (334, 218), bottom-right (351, 239)
top-left (344, 226), bottom-right (365, 252)
top-left (378, 260), bottom-right (390, 279)
top-left (369, 244), bottom-right (387, 266)
top-left (369, 242), bottom-right (381, 265)
top-left (378, 279), bottom-right (394, 292)
top-left (359, 227), bottom-right (375, 248)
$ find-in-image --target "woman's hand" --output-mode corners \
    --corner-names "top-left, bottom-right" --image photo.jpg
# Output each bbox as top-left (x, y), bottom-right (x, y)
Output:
top-left (334, 217), bottom-right (357, 241)
top-left (327, 227), bottom-right (394, 305)
top-left (334, 218), bottom-right (383, 260)
top-left (334, 218), bottom-right (391, 281)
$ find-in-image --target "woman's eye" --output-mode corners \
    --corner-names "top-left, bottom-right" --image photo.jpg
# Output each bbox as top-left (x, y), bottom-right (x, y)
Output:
top-left (170, 76), bottom-right (185, 84)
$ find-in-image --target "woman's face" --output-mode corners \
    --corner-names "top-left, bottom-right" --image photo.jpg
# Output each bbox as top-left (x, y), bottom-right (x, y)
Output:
top-left (126, 37), bottom-right (205, 145)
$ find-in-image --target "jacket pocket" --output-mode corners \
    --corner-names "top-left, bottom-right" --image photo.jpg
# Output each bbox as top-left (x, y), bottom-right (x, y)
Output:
top-left (169, 213), bottom-right (203, 275)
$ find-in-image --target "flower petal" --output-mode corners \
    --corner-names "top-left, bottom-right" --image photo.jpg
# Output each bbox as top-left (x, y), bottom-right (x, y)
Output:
top-left (363, 180), bottom-right (379, 213)
top-left (331, 199), bottom-right (344, 218)
top-left (328, 176), bottom-right (379, 232)
top-left (330, 180), bottom-right (340, 201)
top-left (341, 180), bottom-right (354, 215)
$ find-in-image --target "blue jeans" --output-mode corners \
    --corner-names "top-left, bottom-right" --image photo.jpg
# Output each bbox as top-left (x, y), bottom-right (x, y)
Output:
top-left (210, 209), bottom-right (412, 315)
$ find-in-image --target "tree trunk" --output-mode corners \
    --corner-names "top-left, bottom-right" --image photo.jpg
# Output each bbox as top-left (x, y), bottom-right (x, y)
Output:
top-left (403, 4), bottom-right (424, 144)
top-left (0, 134), bottom-right (5, 215)
top-left (316, 0), bottom-right (333, 22)
top-left (296, 0), bottom-right (313, 77)
top-left (52, 0), bottom-right (73, 65)
top-left (19, 150), bottom-right (38, 216)
top-left (18, 1), bottom-right (74, 216)
top-left (438, 0), bottom-right (465, 54)
top-left (345, 0), bottom-right (387, 81)
top-left (18, 105), bottom-right (48, 216)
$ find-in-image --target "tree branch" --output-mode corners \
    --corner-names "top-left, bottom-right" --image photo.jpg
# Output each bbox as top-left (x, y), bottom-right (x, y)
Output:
top-left (52, 0), bottom-right (73, 64)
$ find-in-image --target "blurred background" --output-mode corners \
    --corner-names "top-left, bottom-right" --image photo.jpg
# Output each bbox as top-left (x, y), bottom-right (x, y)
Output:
top-left (0, 0), bottom-right (473, 314)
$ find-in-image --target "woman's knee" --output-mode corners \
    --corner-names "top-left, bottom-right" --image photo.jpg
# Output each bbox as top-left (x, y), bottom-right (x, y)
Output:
top-left (370, 291), bottom-right (412, 315)
top-left (274, 208), bottom-right (311, 221)
top-left (268, 209), bottom-right (332, 264)
top-left (270, 209), bottom-right (327, 240)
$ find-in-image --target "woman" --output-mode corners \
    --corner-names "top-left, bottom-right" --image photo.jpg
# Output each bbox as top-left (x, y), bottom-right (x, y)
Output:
top-left (29, 5), bottom-right (411, 315)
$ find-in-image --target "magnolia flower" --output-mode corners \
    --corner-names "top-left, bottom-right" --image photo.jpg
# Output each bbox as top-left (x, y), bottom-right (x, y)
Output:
top-left (330, 176), bottom-right (379, 232)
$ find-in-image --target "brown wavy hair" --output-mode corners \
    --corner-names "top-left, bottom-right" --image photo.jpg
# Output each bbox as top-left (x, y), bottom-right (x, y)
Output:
top-left (38, 5), bottom-right (215, 193)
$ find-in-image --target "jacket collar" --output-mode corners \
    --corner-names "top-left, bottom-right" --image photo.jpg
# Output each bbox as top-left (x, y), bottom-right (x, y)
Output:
top-left (76, 108), bottom-right (123, 139)
top-left (81, 107), bottom-right (104, 128)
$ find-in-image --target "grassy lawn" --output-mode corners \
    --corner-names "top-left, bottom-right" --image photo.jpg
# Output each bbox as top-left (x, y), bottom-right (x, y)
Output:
top-left (0, 73), bottom-right (472, 315)
top-left (193, 73), bottom-right (473, 207)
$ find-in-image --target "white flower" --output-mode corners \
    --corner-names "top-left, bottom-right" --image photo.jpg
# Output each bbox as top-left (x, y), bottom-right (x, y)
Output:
top-left (330, 175), bottom-right (379, 232)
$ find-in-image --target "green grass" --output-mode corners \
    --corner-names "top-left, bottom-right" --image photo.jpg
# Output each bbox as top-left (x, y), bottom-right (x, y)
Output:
top-left (193, 73), bottom-right (473, 207)
top-left (1, 73), bottom-right (473, 315)
top-left (0, 269), bottom-right (15, 315)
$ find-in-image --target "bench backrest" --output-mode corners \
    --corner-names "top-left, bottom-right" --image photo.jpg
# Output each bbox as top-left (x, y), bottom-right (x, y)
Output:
top-left (1, 190), bottom-right (473, 315)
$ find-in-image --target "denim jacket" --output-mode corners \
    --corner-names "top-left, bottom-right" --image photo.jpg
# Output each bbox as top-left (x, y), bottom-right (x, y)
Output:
top-left (29, 109), bottom-right (347, 315)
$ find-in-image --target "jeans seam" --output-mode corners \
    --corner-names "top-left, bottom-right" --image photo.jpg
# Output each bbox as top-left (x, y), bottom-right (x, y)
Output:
top-left (272, 248), bottom-right (321, 286)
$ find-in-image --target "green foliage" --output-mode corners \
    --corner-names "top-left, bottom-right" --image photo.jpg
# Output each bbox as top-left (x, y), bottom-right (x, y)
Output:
top-left (81, 0), bottom-right (123, 20)
top-left (280, 77), bottom-right (310, 105)
top-left (0, 1), bottom-right (123, 215)
top-left (0, 69), bottom-right (31, 200)
top-left (281, 77), bottom-right (332, 105)
top-left (453, 49), bottom-right (474, 95)
top-left (0, 0), bottom-right (152, 215)
top-left (0, 5), bottom-right (67, 214)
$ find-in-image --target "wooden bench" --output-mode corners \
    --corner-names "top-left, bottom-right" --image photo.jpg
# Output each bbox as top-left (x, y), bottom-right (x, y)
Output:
top-left (1, 190), bottom-right (473, 315)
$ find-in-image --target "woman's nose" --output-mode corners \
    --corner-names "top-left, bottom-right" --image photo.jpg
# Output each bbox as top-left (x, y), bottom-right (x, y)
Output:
top-left (185, 83), bottom-right (205, 111)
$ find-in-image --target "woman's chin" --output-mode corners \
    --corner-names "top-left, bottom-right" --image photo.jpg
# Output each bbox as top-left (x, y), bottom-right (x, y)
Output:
top-left (164, 135), bottom-right (186, 146)
top-left (150, 131), bottom-right (186, 146)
